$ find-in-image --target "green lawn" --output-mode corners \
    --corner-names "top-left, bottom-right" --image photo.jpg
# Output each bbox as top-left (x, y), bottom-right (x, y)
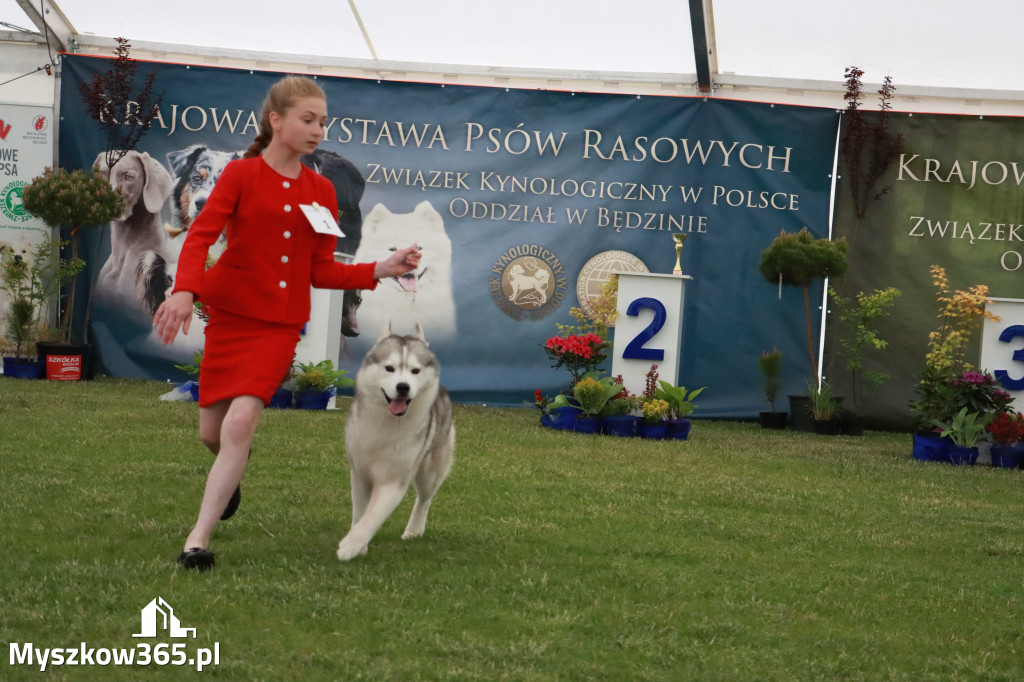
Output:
top-left (1, 377), bottom-right (1021, 681)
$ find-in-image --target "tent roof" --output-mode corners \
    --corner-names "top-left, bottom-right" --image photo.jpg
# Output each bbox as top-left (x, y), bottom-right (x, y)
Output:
top-left (3, 0), bottom-right (1023, 94)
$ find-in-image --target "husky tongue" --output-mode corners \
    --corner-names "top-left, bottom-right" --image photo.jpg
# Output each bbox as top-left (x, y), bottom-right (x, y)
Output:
top-left (389, 398), bottom-right (410, 416)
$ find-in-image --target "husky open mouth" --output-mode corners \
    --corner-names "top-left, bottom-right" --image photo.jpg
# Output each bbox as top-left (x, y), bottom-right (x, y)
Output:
top-left (382, 389), bottom-right (411, 416)
top-left (392, 267), bottom-right (427, 292)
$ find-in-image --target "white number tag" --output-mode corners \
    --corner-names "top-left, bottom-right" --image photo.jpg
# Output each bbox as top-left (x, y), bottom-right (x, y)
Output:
top-left (300, 203), bottom-right (345, 238)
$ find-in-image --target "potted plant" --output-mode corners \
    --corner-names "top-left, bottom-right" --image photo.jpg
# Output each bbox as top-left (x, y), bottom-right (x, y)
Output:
top-left (827, 286), bottom-right (901, 435)
top-left (542, 332), bottom-right (609, 386)
top-left (173, 350), bottom-right (203, 401)
top-left (759, 227), bottom-right (848, 430)
top-left (20, 166), bottom-right (125, 377)
top-left (756, 348), bottom-right (787, 429)
top-left (269, 356), bottom-right (297, 409)
top-left (569, 373), bottom-right (624, 434)
top-left (931, 407), bottom-right (990, 465)
top-left (2, 235), bottom-right (83, 378)
top-left (909, 266), bottom-right (1004, 461)
top-left (638, 398), bottom-right (670, 439)
top-left (654, 380), bottom-right (704, 440)
top-left (986, 412), bottom-right (1024, 469)
top-left (809, 380), bottom-right (841, 435)
top-left (601, 391), bottom-right (639, 438)
top-left (294, 359), bottom-right (354, 410)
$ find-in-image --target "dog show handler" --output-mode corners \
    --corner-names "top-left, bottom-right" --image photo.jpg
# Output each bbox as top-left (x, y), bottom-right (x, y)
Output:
top-left (153, 75), bottom-right (421, 571)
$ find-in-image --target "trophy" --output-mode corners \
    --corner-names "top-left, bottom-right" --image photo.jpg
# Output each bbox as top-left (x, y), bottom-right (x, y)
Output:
top-left (672, 234), bottom-right (687, 275)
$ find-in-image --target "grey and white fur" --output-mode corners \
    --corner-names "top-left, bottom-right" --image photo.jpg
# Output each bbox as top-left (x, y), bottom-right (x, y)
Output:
top-left (337, 324), bottom-right (455, 561)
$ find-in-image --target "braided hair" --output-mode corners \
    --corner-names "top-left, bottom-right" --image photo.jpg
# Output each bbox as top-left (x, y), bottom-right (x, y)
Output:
top-left (243, 76), bottom-right (326, 159)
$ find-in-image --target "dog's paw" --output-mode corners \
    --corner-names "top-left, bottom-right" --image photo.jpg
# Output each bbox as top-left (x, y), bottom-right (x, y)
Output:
top-left (401, 529), bottom-right (423, 540)
top-left (336, 539), bottom-right (367, 562)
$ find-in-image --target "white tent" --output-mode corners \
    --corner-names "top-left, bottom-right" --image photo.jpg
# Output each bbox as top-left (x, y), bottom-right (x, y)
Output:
top-left (3, 0), bottom-right (1024, 114)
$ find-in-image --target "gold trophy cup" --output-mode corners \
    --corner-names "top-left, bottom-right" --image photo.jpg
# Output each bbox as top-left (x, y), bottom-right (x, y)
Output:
top-left (672, 234), bottom-right (687, 275)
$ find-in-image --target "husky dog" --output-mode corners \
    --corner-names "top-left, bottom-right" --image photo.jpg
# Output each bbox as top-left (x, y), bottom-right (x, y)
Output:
top-left (337, 324), bottom-right (455, 561)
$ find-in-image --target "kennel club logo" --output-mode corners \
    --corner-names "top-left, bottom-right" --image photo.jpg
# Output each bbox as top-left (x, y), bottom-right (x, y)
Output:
top-left (2, 180), bottom-right (30, 222)
top-left (575, 250), bottom-right (649, 320)
top-left (490, 244), bottom-right (566, 320)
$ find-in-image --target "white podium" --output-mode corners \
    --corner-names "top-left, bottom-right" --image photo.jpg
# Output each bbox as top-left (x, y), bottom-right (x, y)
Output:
top-left (981, 297), bottom-right (1024, 411)
top-left (292, 252), bottom-right (346, 408)
top-left (611, 272), bottom-right (691, 397)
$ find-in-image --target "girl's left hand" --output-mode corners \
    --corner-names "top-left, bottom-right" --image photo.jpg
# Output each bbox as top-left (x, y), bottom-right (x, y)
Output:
top-left (374, 243), bottom-right (421, 279)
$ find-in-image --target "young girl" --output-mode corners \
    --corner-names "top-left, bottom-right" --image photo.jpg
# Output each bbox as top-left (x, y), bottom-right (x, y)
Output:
top-left (153, 75), bottom-right (420, 571)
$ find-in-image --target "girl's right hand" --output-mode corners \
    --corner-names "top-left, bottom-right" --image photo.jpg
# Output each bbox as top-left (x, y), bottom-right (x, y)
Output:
top-left (153, 291), bottom-right (196, 345)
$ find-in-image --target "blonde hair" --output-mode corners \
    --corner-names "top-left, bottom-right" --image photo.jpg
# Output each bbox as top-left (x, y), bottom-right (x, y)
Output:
top-left (244, 75), bottom-right (326, 159)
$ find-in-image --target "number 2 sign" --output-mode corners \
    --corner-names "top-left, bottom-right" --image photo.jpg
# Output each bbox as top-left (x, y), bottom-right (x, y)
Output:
top-left (611, 272), bottom-right (691, 397)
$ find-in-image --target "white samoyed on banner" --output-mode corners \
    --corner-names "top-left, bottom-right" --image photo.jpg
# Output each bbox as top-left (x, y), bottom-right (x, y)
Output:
top-left (352, 201), bottom-right (457, 342)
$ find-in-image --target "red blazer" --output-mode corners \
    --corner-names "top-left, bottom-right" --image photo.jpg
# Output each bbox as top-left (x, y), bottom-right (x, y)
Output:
top-left (172, 156), bottom-right (377, 325)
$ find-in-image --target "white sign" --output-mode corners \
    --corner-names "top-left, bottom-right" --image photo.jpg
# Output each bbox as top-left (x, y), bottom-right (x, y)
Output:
top-left (611, 272), bottom-right (691, 397)
top-left (300, 202), bottom-right (345, 238)
top-left (981, 297), bottom-right (1024, 410)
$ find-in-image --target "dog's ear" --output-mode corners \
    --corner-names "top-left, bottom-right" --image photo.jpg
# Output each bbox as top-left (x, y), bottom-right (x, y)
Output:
top-left (166, 145), bottom-right (202, 174)
top-left (378, 320), bottom-right (394, 342)
top-left (93, 152), bottom-right (111, 180)
top-left (139, 152), bottom-right (173, 213)
top-left (413, 323), bottom-right (427, 344)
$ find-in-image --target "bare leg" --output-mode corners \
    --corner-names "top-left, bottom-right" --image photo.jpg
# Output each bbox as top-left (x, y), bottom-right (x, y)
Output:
top-left (182, 396), bottom-right (264, 552)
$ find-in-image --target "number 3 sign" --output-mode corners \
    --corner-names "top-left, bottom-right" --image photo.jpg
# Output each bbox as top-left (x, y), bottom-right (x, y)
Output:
top-left (981, 298), bottom-right (1024, 409)
top-left (611, 272), bottom-right (691, 397)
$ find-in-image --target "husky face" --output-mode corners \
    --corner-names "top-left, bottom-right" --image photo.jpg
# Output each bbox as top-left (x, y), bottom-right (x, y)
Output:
top-left (358, 328), bottom-right (439, 417)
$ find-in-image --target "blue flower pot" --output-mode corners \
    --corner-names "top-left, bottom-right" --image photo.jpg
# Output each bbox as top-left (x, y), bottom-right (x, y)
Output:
top-left (573, 415), bottom-right (603, 434)
top-left (911, 432), bottom-right (950, 462)
top-left (989, 443), bottom-right (1024, 469)
top-left (545, 406), bottom-right (581, 431)
top-left (665, 418), bottom-right (692, 440)
top-left (296, 389), bottom-right (332, 410)
top-left (602, 414), bottom-right (638, 437)
top-left (638, 421), bottom-right (667, 439)
top-left (2, 357), bottom-right (43, 379)
top-left (946, 444), bottom-right (978, 466)
top-left (269, 387), bottom-right (293, 409)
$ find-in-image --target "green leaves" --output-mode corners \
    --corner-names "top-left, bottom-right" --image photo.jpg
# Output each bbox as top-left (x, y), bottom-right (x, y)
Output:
top-left (295, 359), bottom-right (354, 392)
top-left (759, 227), bottom-right (848, 287)
top-left (930, 407), bottom-right (992, 447)
top-left (654, 380), bottom-right (705, 420)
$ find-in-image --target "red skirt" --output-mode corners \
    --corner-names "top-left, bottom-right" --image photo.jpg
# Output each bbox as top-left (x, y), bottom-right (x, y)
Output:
top-left (198, 308), bottom-right (302, 407)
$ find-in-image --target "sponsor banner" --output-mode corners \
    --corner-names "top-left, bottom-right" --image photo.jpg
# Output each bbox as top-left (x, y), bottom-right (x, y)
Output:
top-left (58, 55), bottom-right (839, 414)
top-left (830, 112), bottom-right (1024, 426)
top-left (0, 103), bottom-right (53, 337)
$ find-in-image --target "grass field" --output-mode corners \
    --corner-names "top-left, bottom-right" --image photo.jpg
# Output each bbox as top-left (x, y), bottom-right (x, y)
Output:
top-left (1, 377), bottom-right (1022, 681)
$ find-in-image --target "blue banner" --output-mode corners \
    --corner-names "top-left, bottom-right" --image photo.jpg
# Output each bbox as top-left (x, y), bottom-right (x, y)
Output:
top-left (57, 55), bottom-right (839, 415)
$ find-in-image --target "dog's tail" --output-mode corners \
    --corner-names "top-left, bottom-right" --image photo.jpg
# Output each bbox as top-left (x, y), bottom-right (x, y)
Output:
top-left (136, 251), bottom-right (172, 316)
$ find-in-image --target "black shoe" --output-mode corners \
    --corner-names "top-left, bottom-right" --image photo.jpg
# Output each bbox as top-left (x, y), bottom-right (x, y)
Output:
top-left (221, 485), bottom-right (241, 520)
top-left (177, 547), bottom-right (215, 571)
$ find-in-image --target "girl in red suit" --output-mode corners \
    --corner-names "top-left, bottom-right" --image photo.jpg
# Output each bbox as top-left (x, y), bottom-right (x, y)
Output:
top-left (153, 75), bottom-right (420, 571)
